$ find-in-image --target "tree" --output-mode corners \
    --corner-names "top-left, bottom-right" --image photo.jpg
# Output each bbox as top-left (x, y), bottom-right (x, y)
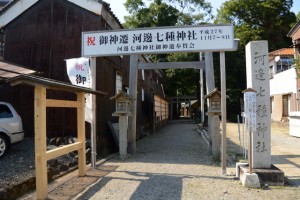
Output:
top-left (124, 0), bottom-right (212, 100)
top-left (124, 0), bottom-right (179, 28)
top-left (215, 0), bottom-right (296, 50)
top-left (214, 0), bottom-right (297, 121)
top-left (296, 11), bottom-right (300, 21)
top-left (163, 53), bottom-right (200, 97)
top-left (124, 0), bottom-right (213, 28)
top-left (294, 55), bottom-right (300, 79)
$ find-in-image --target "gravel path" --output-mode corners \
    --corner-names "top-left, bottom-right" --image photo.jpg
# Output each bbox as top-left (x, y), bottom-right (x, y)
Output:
top-left (74, 123), bottom-right (300, 200)
top-left (0, 138), bottom-right (35, 190)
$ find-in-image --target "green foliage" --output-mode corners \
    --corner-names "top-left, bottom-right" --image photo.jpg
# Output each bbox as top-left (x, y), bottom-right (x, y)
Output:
top-left (163, 53), bottom-right (199, 96)
top-left (215, 0), bottom-right (296, 50)
top-left (124, 0), bottom-right (212, 98)
top-left (123, 0), bottom-right (213, 28)
top-left (214, 0), bottom-right (297, 121)
top-left (296, 11), bottom-right (300, 21)
top-left (124, 0), bottom-right (179, 28)
top-left (293, 55), bottom-right (300, 79)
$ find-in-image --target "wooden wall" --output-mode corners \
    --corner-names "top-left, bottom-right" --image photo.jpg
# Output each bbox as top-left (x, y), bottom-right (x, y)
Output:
top-left (0, 0), bottom-right (127, 155)
top-left (0, 0), bottom-right (166, 155)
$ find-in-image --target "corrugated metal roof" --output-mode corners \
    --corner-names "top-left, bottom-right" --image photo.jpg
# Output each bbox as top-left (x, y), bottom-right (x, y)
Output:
top-left (269, 48), bottom-right (294, 56)
top-left (0, 61), bottom-right (35, 80)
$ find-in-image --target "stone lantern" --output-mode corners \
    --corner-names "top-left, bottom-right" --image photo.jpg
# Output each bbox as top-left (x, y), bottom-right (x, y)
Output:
top-left (204, 88), bottom-right (221, 116)
top-left (110, 91), bottom-right (133, 116)
top-left (110, 91), bottom-right (134, 159)
top-left (204, 88), bottom-right (221, 161)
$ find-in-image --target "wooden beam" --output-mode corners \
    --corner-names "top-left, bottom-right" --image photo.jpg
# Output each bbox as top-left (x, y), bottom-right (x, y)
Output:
top-left (34, 86), bottom-right (48, 200)
top-left (138, 61), bottom-right (204, 70)
top-left (46, 142), bottom-right (83, 161)
top-left (46, 99), bottom-right (81, 108)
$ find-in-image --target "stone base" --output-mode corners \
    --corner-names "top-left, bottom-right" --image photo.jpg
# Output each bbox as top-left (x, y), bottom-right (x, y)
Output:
top-left (237, 163), bottom-right (285, 186)
top-left (242, 173), bottom-right (260, 188)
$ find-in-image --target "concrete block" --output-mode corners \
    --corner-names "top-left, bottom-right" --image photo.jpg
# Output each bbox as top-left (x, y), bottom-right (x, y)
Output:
top-left (238, 164), bottom-right (284, 186)
top-left (242, 173), bottom-right (260, 188)
top-left (236, 162), bottom-right (248, 178)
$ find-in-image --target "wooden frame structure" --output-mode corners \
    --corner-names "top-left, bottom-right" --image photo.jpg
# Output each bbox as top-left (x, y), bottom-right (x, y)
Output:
top-left (7, 75), bottom-right (106, 200)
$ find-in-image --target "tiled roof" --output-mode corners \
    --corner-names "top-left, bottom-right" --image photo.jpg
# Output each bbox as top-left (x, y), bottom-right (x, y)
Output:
top-left (0, 0), bottom-right (122, 28)
top-left (269, 48), bottom-right (294, 56)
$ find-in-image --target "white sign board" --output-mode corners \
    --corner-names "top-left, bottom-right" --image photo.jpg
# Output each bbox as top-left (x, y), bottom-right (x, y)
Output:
top-left (82, 25), bottom-right (234, 57)
top-left (66, 57), bottom-right (93, 123)
top-left (244, 91), bottom-right (257, 131)
top-left (66, 57), bottom-right (92, 88)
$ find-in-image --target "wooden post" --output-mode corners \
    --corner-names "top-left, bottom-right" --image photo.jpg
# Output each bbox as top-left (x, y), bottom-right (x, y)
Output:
top-left (34, 86), bottom-right (48, 200)
top-left (200, 68), bottom-right (204, 124)
top-left (77, 92), bottom-right (86, 176)
top-left (90, 57), bottom-right (97, 169)
top-left (128, 55), bottom-right (138, 154)
top-left (220, 51), bottom-right (227, 175)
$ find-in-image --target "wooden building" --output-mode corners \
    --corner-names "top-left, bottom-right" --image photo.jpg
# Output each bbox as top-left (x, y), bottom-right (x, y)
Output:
top-left (0, 0), bottom-right (166, 156)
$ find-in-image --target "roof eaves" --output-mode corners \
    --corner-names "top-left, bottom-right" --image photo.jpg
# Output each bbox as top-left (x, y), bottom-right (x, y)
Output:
top-left (287, 20), bottom-right (300, 37)
top-left (268, 48), bottom-right (294, 56)
top-left (7, 74), bottom-right (107, 95)
top-left (102, 1), bottom-right (123, 28)
top-left (0, 0), bottom-right (123, 29)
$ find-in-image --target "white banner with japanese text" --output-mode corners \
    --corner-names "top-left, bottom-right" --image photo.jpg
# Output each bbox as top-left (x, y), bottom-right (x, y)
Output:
top-left (244, 91), bottom-right (257, 132)
top-left (66, 57), bottom-right (93, 123)
top-left (82, 25), bottom-right (234, 57)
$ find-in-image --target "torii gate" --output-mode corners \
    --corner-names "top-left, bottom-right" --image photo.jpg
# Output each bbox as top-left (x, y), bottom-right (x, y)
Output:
top-left (82, 24), bottom-right (239, 175)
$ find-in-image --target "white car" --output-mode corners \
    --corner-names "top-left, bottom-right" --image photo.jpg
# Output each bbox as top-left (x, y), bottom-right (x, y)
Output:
top-left (0, 102), bottom-right (24, 158)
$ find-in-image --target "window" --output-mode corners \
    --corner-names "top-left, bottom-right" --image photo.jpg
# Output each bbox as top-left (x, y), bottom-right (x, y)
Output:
top-left (282, 95), bottom-right (290, 117)
top-left (276, 58), bottom-right (293, 73)
top-left (115, 73), bottom-right (122, 94)
top-left (0, 104), bottom-right (13, 118)
top-left (211, 101), bottom-right (221, 110)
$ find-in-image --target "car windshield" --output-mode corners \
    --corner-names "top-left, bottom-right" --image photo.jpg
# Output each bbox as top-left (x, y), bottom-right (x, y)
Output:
top-left (0, 104), bottom-right (13, 118)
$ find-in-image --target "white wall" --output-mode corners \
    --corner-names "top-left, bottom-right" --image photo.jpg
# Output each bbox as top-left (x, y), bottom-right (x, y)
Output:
top-left (270, 68), bottom-right (297, 95)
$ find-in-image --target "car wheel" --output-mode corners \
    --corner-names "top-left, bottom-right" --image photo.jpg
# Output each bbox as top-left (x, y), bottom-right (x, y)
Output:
top-left (0, 135), bottom-right (8, 159)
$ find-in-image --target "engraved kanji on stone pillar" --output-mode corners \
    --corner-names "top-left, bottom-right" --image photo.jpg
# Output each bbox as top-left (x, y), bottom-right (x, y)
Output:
top-left (246, 41), bottom-right (271, 168)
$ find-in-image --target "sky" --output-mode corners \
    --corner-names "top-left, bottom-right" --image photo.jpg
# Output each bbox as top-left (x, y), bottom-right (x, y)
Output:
top-left (104, 0), bottom-right (300, 24)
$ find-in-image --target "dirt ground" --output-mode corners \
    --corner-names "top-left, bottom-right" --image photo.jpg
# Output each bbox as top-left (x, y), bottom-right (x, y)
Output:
top-left (20, 123), bottom-right (300, 200)
top-left (226, 122), bottom-right (300, 185)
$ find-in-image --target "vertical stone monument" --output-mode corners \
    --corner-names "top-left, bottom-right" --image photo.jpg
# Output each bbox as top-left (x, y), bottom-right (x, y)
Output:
top-left (246, 40), bottom-right (271, 169)
top-left (237, 41), bottom-right (284, 187)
